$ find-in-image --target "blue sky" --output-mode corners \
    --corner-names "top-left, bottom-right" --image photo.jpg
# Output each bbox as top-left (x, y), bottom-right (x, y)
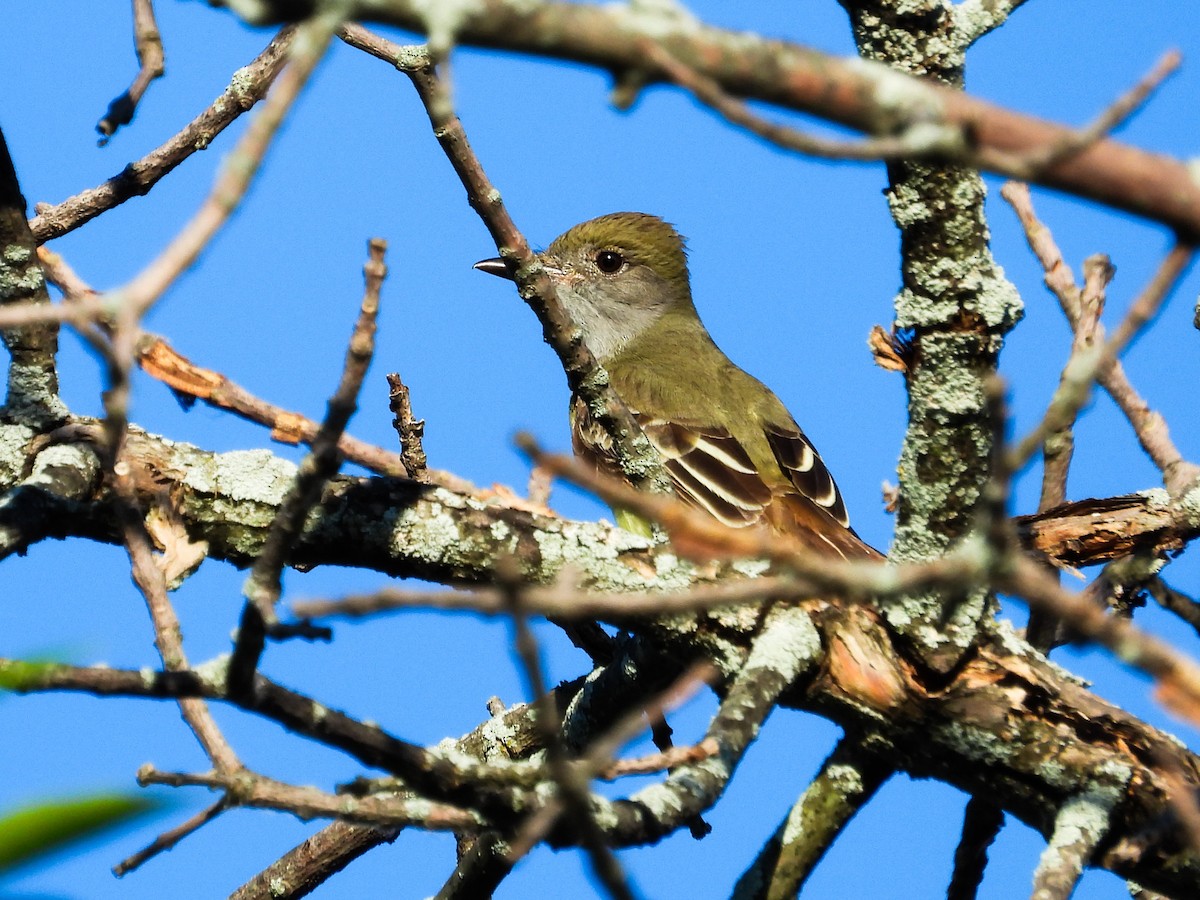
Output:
top-left (3, 2), bottom-right (1200, 897)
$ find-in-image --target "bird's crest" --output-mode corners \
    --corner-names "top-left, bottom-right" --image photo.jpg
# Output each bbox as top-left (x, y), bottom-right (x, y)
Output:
top-left (547, 212), bottom-right (689, 286)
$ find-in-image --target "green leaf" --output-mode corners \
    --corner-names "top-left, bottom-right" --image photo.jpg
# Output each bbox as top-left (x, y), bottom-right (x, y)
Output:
top-left (0, 794), bottom-right (162, 874)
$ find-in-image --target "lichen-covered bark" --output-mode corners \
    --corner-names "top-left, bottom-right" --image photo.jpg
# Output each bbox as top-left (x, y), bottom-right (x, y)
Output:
top-left (0, 130), bottom-right (67, 428)
top-left (4, 416), bottom-right (1200, 893)
top-left (842, 0), bottom-right (1023, 671)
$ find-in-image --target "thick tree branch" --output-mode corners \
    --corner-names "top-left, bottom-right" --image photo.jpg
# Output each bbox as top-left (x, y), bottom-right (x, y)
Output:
top-left (212, 0), bottom-right (1200, 240)
top-left (0, 129), bottom-right (67, 428)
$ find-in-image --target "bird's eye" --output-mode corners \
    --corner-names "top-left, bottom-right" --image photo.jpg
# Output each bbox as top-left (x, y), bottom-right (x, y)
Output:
top-left (595, 250), bottom-right (625, 274)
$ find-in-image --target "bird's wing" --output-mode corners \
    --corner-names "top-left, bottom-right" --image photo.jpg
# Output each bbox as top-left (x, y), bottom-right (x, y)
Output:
top-left (571, 396), bottom-right (769, 527)
top-left (762, 423), bottom-right (882, 559)
top-left (637, 416), bottom-right (774, 527)
top-left (572, 396), bottom-right (881, 560)
top-left (762, 423), bottom-right (850, 527)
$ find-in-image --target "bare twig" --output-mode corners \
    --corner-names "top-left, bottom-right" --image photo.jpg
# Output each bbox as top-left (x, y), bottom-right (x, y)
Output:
top-left (110, 12), bottom-right (340, 335)
top-left (946, 796), bottom-right (1006, 900)
top-left (387, 372), bottom-right (428, 479)
top-left (31, 28), bottom-right (295, 243)
top-left (291, 552), bottom-right (992, 622)
top-left (1037, 254), bottom-right (1113, 511)
top-left (502, 576), bottom-right (636, 900)
top-left (114, 798), bottom-right (229, 877)
top-left (229, 237), bottom-right (384, 695)
top-left (97, 0), bottom-right (166, 144)
top-left (229, 820), bottom-right (400, 900)
top-left (138, 764), bottom-right (481, 830)
top-left (95, 12), bottom-right (341, 487)
top-left (1147, 578), bottom-right (1200, 640)
top-left (114, 489), bottom-right (242, 771)
top-left (36, 245), bottom-right (468, 487)
top-left (1027, 254), bottom-right (1113, 650)
top-left (139, 336), bottom-right (429, 480)
top-left (1003, 183), bottom-right (1200, 494)
top-left (1007, 244), bottom-right (1194, 475)
top-left (339, 23), bottom-right (671, 497)
top-left (992, 50), bottom-right (1181, 179)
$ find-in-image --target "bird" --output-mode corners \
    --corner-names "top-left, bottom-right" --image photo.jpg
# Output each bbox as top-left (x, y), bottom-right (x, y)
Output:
top-left (474, 212), bottom-right (879, 561)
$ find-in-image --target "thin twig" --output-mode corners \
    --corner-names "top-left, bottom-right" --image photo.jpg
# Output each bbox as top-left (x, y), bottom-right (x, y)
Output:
top-left (37, 246), bottom-right (469, 487)
top-left (501, 574), bottom-right (637, 900)
top-left (1037, 254), bottom-right (1113, 511)
top-left (1027, 254), bottom-right (1112, 650)
top-left (580, 606), bottom-right (822, 846)
top-left (946, 796), bottom-right (1005, 900)
top-left (138, 335), bottom-right (434, 481)
top-left (31, 28), bottom-right (295, 243)
top-left (113, 798), bottom-right (229, 877)
top-left (505, 661), bottom-right (716, 861)
top-left (1147, 578), bottom-right (1200, 640)
top-left (1007, 244), bottom-right (1194, 474)
top-left (110, 12), bottom-right (340, 334)
top-left (137, 764), bottom-right (481, 830)
top-left (230, 820), bottom-right (401, 900)
top-left (229, 237), bottom-right (384, 696)
top-left (114, 490), bottom-right (242, 771)
top-left (97, 0), bottom-right (166, 144)
top-left (290, 551), bottom-right (985, 622)
top-left (387, 372), bottom-right (428, 479)
top-left (1002, 183), bottom-right (1200, 494)
top-left (992, 50), bottom-right (1181, 179)
top-left (339, 23), bottom-right (671, 497)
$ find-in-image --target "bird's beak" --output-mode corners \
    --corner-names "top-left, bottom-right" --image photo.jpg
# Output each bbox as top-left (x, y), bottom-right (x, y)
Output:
top-left (472, 257), bottom-right (514, 281)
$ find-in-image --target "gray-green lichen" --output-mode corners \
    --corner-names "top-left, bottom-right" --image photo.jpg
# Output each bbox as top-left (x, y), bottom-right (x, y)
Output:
top-left (391, 503), bottom-right (464, 564)
top-left (0, 423), bottom-right (35, 482)
top-left (182, 448), bottom-right (297, 504)
top-left (1032, 783), bottom-right (1124, 899)
top-left (742, 606), bottom-right (822, 682)
top-left (25, 442), bottom-right (99, 493)
top-left (407, 0), bottom-right (482, 54)
top-left (854, 58), bottom-right (947, 132)
top-left (626, 0), bottom-right (699, 37)
top-left (191, 654), bottom-right (232, 691)
top-left (881, 587), bottom-right (986, 655)
top-left (824, 762), bottom-right (867, 796)
top-left (931, 719), bottom-right (1019, 768)
top-left (227, 64), bottom-right (258, 104)
top-left (620, 755), bottom-right (730, 825)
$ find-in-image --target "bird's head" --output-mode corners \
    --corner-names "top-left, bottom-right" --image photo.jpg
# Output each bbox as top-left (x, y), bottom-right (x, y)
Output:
top-left (475, 212), bottom-right (694, 362)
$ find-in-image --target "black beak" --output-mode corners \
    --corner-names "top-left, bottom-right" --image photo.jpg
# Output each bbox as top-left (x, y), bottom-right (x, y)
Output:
top-left (473, 257), bottom-right (514, 281)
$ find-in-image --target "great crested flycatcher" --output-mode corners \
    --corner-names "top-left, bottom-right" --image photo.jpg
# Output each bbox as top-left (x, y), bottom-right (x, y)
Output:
top-left (475, 212), bottom-right (879, 560)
